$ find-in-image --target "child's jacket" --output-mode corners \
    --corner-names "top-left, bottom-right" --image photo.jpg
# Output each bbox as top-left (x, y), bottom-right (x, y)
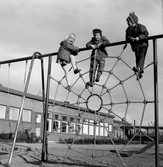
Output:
top-left (57, 40), bottom-right (79, 63)
top-left (126, 23), bottom-right (149, 51)
top-left (86, 36), bottom-right (110, 61)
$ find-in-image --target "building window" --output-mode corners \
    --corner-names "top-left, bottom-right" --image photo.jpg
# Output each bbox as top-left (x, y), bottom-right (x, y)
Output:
top-left (69, 122), bottom-right (75, 134)
top-left (61, 122), bottom-right (68, 133)
top-left (47, 112), bottom-right (52, 132)
top-left (117, 131), bottom-right (121, 138)
top-left (55, 113), bottom-right (61, 120)
top-left (69, 116), bottom-right (76, 134)
top-left (120, 130), bottom-right (123, 138)
top-left (76, 124), bottom-right (82, 135)
top-left (83, 119), bottom-right (88, 135)
top-left (109, 124), bottom-right (113, 132)
top-left (22, 109), bottom-right (31, 122)
top-left (0, 105), bottom-right (6, 119)
top-left (95, 121), bottom-right (99, 136)
top-left (9, 107), bottom-right (19, 121)
top-left (62, 115), bottom-right (67, 121)
top-left (104, 123), bottom-right (108, 136)
top-left (99, 122), bottom-right (104, 136)
top-left (53, 114), bottom-right (61, 132)
top-left (76, 118), bottom-right (82, 135)
top-left (36, 114), bottom-right (41, 123)
top-left (70, 116), bottom-right (75, 123)
top-left (114, 127), bottom-right (119, 138)
top-left (77, 118), bottom-right (82, 123)
top-left (53, 120), bottom-right (60, 132)
top-left (89, 120), bottom-right (94, 135)
top-left (36, 128), bottom-right (40, 137)
top-left (61, 115), bottom-right (68, 133)
top-left (47, 119), bottom-right (52, 132)
top-left (47, 112), bottom-right (52, 119)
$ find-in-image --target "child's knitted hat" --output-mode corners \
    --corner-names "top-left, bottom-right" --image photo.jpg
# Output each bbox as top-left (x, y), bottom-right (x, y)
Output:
top-left (93, 29), bottom-right (102, 35)
top-left (126, 11), bottom-right (138, 24)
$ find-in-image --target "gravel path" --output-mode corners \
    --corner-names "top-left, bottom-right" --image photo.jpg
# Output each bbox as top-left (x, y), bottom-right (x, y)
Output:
top-left (0, 142), bottom-right (163, 167)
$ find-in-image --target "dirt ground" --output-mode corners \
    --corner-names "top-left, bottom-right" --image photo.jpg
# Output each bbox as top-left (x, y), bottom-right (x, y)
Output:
top-left (0, 142), bottom-right (163, 167)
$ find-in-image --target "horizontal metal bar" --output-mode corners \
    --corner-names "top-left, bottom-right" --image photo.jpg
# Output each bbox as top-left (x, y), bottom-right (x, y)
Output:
top-left (0, 34), bottom-right (163, 65)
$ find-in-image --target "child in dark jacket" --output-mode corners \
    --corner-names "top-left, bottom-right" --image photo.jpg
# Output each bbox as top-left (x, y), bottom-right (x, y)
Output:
top-left (126, 12), bottom-right (149, 80)
top-left (85, 29), bottom-right (110, 88)
top-left (56, 33), bottom-right (81, 90)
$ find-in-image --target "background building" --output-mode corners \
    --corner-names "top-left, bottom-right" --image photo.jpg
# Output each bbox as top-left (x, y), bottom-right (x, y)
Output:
top-left (0, 85), bottom-right (128, 142)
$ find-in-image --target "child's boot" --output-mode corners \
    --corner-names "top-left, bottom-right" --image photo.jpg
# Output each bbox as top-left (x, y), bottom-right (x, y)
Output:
top-left (85, 81), bottom-right (94, 88)
top-left (85, 70), bottom-right (95, 88)
top-left (136, 74), bottom-right (143, 81)
top-left (133, 66), bottom-right (139, 73)
top-left (139, 68), bottom-right (144, 74)
top-left (95, 75), bottom-right (100, 82)
top-left (85, 72), bottom-right (94, 88)
top-left (74, 68), bottom-right (81, 74)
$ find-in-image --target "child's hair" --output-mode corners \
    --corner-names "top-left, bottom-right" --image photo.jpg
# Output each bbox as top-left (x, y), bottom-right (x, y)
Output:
top-left (65, 33), bottom-right (76, 41)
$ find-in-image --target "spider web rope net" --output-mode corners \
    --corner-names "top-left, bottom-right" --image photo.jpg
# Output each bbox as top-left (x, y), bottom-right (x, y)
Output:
top-left (48, 44), bottom-right (154, 166)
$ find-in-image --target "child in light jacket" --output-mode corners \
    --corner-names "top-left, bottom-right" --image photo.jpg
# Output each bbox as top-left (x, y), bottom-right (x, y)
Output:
top-left (56, 33), bottom-right (81, 89)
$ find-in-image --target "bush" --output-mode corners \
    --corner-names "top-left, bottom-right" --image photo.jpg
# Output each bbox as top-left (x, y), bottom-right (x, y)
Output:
top-left (12, 128), bottom-right (40, 143)
top-left (58, 137), bottom-right (128, 145)
top-left (24, 129), bottom-right (40, 143)
top-left (0, 129), bottom-right (40, 143)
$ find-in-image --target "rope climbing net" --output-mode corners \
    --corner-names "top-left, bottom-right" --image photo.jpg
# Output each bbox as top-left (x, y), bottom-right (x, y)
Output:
top-left (49, 44), bottom-right (154, 166)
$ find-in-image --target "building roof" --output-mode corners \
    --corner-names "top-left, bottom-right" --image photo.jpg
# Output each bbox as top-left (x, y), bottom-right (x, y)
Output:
top-left (121, 125), bottom-right (163, 130)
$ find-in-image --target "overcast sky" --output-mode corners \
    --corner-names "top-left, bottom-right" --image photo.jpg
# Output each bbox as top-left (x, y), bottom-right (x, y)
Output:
top-left (0, 0), bottom-right (163, 126)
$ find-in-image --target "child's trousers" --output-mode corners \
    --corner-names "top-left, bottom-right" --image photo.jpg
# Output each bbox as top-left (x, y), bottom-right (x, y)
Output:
top-left (134, 47), bottom-right (148, 69)
top-left (89, 57), bottom-right (105, 82)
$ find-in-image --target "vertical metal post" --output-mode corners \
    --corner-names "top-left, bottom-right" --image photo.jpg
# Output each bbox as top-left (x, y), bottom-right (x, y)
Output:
top-left (134, 120), bottom-right (136, 134)
top-left (39, 57), bottom-right (48, 161)
top-left (41, 56), bottom-right (52, 162)
top-left (7, 52), bottom-right (37, 164)
top-left (153, 38), bottom-right (159, 167)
